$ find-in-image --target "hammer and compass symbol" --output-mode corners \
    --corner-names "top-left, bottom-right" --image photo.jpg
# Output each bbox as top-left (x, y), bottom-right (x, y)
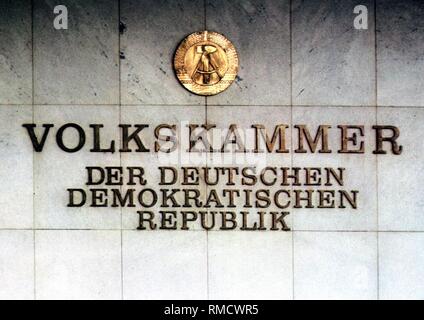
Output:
top-left (174, 31), bottom-right (239, 95)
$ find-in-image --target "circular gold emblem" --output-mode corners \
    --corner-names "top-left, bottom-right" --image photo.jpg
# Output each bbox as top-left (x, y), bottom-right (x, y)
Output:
top-left (174, 31), bottom-right (239, 96)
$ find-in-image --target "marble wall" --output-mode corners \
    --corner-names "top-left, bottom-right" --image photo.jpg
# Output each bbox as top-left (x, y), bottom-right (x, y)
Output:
top-left (0, 0), bottom-right (423, 300)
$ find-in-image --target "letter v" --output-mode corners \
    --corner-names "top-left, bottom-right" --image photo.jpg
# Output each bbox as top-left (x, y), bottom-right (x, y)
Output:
top-left (22, 124), bottom-right (54, 152)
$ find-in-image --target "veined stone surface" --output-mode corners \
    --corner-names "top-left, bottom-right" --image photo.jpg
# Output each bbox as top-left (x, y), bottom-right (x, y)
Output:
top-left (0, 0), bottom-right (32, 104)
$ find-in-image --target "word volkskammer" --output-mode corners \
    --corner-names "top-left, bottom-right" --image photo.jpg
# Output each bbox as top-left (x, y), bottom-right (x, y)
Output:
top-left (22, 123), bottom-right (403, 155)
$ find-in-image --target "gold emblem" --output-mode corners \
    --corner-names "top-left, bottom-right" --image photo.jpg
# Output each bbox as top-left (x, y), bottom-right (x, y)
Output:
top-left (174, 31), bottom-right (239, 96)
